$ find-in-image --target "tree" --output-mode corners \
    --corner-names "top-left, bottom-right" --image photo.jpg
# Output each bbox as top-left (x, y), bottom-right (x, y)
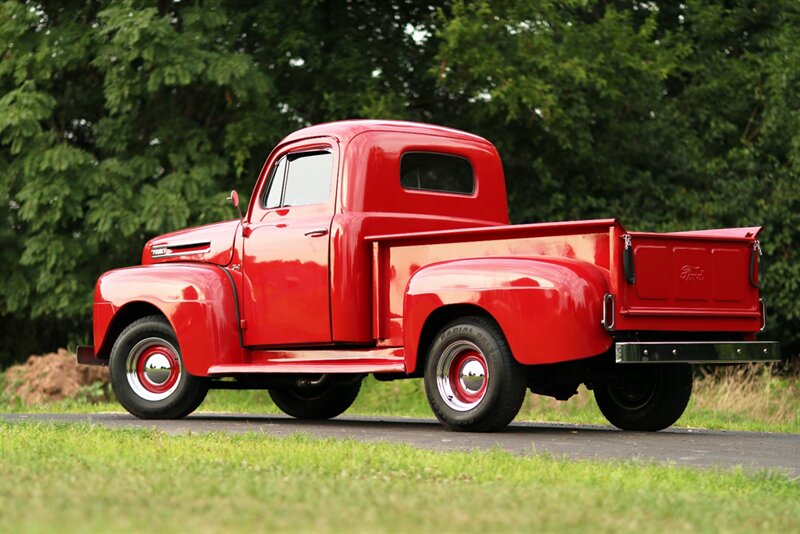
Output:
top-left (0, 0), bottom-right (443, 364)
top-left (434, 0), bottom-right (799, 356)
top-left (1, 0), bottom-right (797, 365)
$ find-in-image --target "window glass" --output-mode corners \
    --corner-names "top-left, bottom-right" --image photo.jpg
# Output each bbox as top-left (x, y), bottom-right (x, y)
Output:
top-left (263, 156), bottom-right (287, 209)
top-left (400, 152), bottom-right (474, 195)
top-left (282, 151), bottom-right (333, 207)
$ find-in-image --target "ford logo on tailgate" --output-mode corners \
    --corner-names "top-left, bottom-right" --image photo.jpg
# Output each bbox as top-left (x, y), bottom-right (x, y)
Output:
top-left (679, 265), bottom-right (705, 282)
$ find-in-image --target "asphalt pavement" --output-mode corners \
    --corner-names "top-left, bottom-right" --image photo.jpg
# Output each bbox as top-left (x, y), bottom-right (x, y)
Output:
top-left (3, 412), bottom-right (798, 478)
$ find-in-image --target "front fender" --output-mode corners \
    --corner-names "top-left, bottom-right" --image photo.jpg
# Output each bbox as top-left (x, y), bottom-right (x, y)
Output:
top-left (403, 257), bottom-right (612, 372)
top-left (93, 263), bottom-right (243, 376)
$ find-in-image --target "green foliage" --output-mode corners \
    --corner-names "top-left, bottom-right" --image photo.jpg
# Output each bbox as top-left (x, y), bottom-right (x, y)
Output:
top-left (1, 1), bottom-right (797, 364)
top-left (436, 0), bottom-right (799, 354)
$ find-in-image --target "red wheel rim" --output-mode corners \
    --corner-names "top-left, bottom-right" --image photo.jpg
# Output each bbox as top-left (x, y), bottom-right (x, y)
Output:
top-left (126, 338), bottom-right (183, 401)
top-left (136, 345), bottom-right (180, 393)
top-left (448, 350), bottom-right (488, 404)
top-left (436, 340), bottom-right (489, 411)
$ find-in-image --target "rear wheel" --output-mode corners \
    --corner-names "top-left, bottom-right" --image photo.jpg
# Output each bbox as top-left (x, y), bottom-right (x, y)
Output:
top-left (110, 316), bottom-right (208, 419)
top-left (594, 364), bottom-right (692, 431)
top-left (424, 316), bottom-right (527, 432)
top-left (269, 377), bottom-right (361, 419)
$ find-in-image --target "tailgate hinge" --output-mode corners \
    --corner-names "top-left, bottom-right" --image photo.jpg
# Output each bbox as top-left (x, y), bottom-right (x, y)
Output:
top-left (622, 234), bottom-right (635, 284)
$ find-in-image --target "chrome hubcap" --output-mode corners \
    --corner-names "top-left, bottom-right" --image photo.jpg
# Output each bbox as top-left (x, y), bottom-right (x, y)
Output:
top-left (126, 337), bottom-right (182, 401)
top-left (459, 359), bottom-right (486, 394)
top-left (436, 340), bottom-right (489, 411)
top-left (143, 353), bottom-right (172, 385)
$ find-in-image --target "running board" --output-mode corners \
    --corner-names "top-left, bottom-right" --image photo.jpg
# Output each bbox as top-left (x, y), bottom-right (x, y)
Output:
top-left (207, 348), bottom-right (406, 375)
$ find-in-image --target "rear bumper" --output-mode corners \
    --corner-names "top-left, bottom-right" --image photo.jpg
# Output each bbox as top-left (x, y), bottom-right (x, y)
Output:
top-left (615, 341), bottom-right (780, 364)
top-left (76, 346), bottom-right (107, 366)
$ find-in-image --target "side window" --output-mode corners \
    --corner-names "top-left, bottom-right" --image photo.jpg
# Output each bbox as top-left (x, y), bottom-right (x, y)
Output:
top-left (260, 150), bottom-right (333, 209)
top-left (400, 152), bottom-right (475, 195)
top-left (263, 156), bottom-right (287, 209)
top-left (283, 151), bottom-right (333, 207)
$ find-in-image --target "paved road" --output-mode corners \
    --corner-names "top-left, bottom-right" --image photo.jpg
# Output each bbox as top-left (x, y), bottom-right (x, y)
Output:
top-left (4, 413), bottom-right (799, 477)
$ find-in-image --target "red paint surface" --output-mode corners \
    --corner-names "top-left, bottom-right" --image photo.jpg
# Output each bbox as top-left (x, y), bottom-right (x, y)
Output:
top-left (88, 120), bottom-right (768, 377)
top-left (399, 253), bottom-right (613, 371)
top-left (93, 264), bottom-right (243, 376)
top-left (615, 230), bottom-right (762, 332)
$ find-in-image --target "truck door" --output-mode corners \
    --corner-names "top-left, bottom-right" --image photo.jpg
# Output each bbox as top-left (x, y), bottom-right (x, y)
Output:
top-left (241, 144), bottom-right (337, 346)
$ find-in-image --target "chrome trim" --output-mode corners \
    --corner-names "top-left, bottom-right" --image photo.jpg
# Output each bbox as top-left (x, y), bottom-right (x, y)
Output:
top-left (126, 337), bottom-right (182, 401)
top-left (459, 359), bottom-right (486, 393)
top-left (151, 247), bottom-right (212, 258)
top-left (151, 240), bottom-right (212, 258)
top-left (615, 341), bottom-right (780, 364)
top-left (143, 353), bottom-right (172, 385)
top-left (759, 298), bottom-right (766, 333)
top-left (151, 239), bottom-right (211, 249)
top-left (436, 340), bottom-right (488, 412)
top-left (622, 233), bottom-right (632, 249)
top-left (601, 293), bottom-right (615, 331)
top-left (304, 228), bottom-right (329, 237)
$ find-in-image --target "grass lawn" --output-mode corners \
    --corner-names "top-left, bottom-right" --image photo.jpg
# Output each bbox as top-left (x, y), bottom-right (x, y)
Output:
top-left (1, 422), bottom-right (797, 533)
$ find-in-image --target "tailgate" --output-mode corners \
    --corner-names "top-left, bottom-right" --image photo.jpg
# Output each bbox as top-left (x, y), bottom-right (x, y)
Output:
top-left (614, 227), bottom-right (763, 333)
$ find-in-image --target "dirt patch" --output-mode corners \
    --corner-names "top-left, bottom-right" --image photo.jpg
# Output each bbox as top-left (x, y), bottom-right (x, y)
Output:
top-left (2, 349), bottom-right (110, 405)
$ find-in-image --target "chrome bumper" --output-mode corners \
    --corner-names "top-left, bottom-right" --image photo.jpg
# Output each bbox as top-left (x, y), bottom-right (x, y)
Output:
top-left (615, 341), bottom-right (780, 364)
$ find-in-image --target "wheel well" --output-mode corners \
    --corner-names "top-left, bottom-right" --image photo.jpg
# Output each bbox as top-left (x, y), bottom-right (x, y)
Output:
top-left (414, 303), bottom-right (496, 376)
top-left (96, 302), bottom-right (165, 360)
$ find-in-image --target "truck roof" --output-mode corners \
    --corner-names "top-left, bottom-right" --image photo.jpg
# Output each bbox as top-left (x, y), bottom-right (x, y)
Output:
top-left (280, 119), bottom-right (493, 147)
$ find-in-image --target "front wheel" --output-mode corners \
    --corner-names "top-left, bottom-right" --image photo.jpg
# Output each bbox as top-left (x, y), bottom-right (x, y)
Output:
top-left (424, 316), bottom-right (527, 432)
top-left (593, 364), bottom-right (692, 431)
top-left (110, 315), bottom-right (208, 419)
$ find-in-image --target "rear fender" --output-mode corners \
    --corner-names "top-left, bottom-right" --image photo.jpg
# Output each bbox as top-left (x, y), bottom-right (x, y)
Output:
top-left (93, 264), bottom-right (243, 376)
top-left (403, 257), bottom-right (612, 373)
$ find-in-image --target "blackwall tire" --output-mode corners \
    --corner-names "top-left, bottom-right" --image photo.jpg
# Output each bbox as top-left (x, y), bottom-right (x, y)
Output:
top-left (109, 315), bottom-right (208, 419)
top-left (269, 380), bottom-right (361, 420)
top-left (594, 364), bottom-right (693, 431)
top-left (424, 316), bottom-right (527, 432)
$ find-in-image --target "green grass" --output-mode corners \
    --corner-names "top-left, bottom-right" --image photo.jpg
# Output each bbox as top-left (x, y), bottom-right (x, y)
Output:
top-left (1, 422), bottom-right (797, 533)
top-left (1, 374), bottom-right (798, 433)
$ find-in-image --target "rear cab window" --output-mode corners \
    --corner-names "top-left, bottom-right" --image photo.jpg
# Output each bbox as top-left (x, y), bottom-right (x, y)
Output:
top-left (400, 152), bottom-right (475, 195)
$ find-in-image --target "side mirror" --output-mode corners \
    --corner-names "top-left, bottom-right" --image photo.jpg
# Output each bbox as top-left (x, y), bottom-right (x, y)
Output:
top-left (227, 189), bottom-right (244, 223)
top-left (227, 189), bottom-right (239, 208)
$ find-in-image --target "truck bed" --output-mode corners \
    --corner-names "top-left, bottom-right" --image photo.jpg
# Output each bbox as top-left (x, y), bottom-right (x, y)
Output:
top-left (368, 219), bottom-right (762, 350)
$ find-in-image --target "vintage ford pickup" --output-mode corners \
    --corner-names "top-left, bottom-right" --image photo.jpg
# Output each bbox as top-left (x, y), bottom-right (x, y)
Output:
top-left (78, 120), bottom-right (779, 432)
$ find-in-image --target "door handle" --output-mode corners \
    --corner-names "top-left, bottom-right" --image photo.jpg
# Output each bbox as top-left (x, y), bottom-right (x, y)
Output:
top-left (304, 228), bottom-right (329, 237)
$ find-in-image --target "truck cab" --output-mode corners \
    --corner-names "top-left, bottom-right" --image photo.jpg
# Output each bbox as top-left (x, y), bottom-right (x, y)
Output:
top-left (78, 120), bottom-right (779, 432)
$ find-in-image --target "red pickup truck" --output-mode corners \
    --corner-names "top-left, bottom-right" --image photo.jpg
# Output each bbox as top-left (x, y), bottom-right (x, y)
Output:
top-left (78, 120), bottom-right (779, 432)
